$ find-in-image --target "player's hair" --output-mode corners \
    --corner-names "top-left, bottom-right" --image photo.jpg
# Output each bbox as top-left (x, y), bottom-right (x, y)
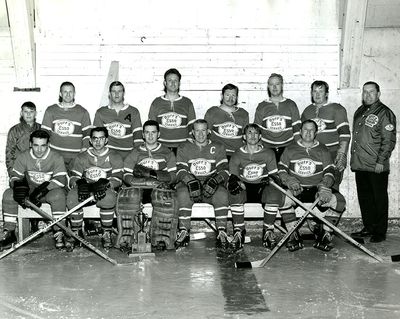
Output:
top-left (90, 126), bottom-right (109, 138)
top-left (220, 83), bottom-right (239, 105)
top-left (243, 123), bottom-right (262, 135)
top-left (58, 81), bottom-right (75, 103)
top-left (109, 81), bottom-right (125, 93)
top-left (363, 81), bottom-right (380, 92)
top-left (21, 101), bottom-right (36, 110)
top-left (163, 68), bottom-right (181, 93)
top-left (30, 129), bottom-right (50, 143)
top-left (193, 119), bottom-right (208, 129)
top-left (300, 119), bottom-right (318, 133)
top-left (143, 120), bottom-right (160, 132)
top-left (267, 73), bottom-right (284, 97)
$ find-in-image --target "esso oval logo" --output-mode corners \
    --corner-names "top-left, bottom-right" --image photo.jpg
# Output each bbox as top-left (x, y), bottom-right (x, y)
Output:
top-left (107, 122), bottom-right (126, 138)
top-left (312, 118), bottom-right (327, 132)
top-left (161, 112), bottom-right (182, 128)
top-left (85, 167), bottom-right (107, 181)
top-left (28, 171), bottom-right (51, 184)
top-left (266, 116), bottom-right (286, 132)
top-left (190, 159), bottom-right (211, 176)
top-left (294, 159), bottom-right (316, 176)
top-left (54, 120), bottom-right (75, 136)
top-left (139, 158), bottom-right (159, 170)
top-left (242, 164), bottom-right (263, 181)
top-left (218, 122), bottom-right (239, 138)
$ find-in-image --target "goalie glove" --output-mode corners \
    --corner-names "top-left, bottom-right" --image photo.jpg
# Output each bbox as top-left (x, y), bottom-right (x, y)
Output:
top-left (187, 179), bottom-right (202, 202)
top-left (91, 178), bottom-right (110, 201)
top-left (334, 152), bottom-right (347, 172)
top-left (76, 179), bottom-right (92, 202)
top-left (13, 179), bottom-right (30, 208)
top-left (133, 164), bottom-right (157, 179)
top-left (29, 181), bottom-right (50, 208)
top-left (317, 184), bottom-right (332, 206)
top-left (227, 174), bottom-right (243, 195)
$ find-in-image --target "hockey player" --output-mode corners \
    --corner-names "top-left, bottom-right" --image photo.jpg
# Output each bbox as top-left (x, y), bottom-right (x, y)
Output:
top-left (66, 127), bottom-right (123, 250)
top-left (122, 120), bottom-right (177, 250)
top-left (227, 124), bottom-right (281, 249)
top-left (204, 83), bottom-right (249, 159)
top-left (41, 82), bottom-right (92, 171)
top-left (148, 68), bottom-right (196, 155)
top-left (277, 120), bottom-right (346, 252)
top-left (301, 80), bottom-right (351, 190)
top-left (0, 130), bottom-right (68, 251)
top-left (94, 81), bottom-right (143, 159)
top-left (254, 73), bottom-right (301, 160)
top-left (175, 119), bottom-right (230, 248)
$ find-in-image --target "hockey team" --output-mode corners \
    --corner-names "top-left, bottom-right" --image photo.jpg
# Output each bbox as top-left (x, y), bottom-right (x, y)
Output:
top-left (0, 70), bottom-right (397, 256)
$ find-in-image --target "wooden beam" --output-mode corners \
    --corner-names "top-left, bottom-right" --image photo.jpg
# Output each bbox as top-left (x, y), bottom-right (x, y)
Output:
top-left (99, 61), bottom-right (119, 107)
top-left (6, 0), bottom-right (36, 88)
top-left (340, 0), bottom-right (368, 89)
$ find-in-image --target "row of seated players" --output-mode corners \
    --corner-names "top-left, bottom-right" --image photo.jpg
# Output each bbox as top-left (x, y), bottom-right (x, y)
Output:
top-left (0, 118), bottom-right (345, 254)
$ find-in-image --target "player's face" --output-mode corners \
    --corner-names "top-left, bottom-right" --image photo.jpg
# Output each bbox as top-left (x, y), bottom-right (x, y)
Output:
top-left (21, 107), bottom-right (36, 124)
top-left (245, 127), bottom-right (261, 145)
top-left (221, 89), bottom-right (238, 107)
top-left (91, 131), bottom-right (107, 151)
top-left (109, 85), bottom-right (125, 104)
top-left (268, 77), bottom-right (283, 97)
top-left (193, 123), bottom-right (208, 145)
top-left (311, 85), bottom-right (328, 105)
top-left (164, 74), bottom-right (180, 93)
top-left (362, 84), bottom-right (380, 106)
top-left (59, 85), bottom-right (75, 104)
top-left (143, 125), bottom-right (159, 145)
top-left (31, 138), bottom-right (49, 158)
top-left (301, 122), bottom-right (317, 143)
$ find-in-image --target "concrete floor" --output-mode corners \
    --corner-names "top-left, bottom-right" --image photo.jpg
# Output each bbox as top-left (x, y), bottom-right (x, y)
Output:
top-left (1, 227), bottom-right (400, 319)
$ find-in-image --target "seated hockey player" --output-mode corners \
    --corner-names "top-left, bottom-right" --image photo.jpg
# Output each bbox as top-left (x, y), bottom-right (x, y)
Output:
top-left (67, 127), bottom-right (124, 250)
top-left (1, 129), bottom-right (68, 251)
top-left (175, 119), bottom-right (230, 249)
top-left (122, 120), bottom-right (177, 251)
top-left (277, 120), bottom-right (346, 252)
top-left (228, 123), bottom-right (281, 250)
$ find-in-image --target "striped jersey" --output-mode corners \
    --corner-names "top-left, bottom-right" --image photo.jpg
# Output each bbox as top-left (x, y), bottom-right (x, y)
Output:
top-left (254, 98), bottom-right (301, 147)
top-left (229, 145), bottom-right (278, 184)
top-left (148, 96), bottom-right (196, 148)
top-left (204, 106), bottom-right (249, 156)
top-left (93, 104), bottom-right (143, 152)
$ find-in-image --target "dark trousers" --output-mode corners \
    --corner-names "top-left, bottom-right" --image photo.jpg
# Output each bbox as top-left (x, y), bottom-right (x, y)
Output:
top-left (355, 170), bottom-right (389, 236)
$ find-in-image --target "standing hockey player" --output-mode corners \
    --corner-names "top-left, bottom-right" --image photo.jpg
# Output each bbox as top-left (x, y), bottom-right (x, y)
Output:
top-left (94, 81), bottom-right (143, 159)
top-left (175, 119), bottom-right (230, 248)
top-left (148, 68), bottom-right (196, 155)
top-left (204, 83), bottom-right (249, 159)
top-left (41, 81), bottom-right (92, 171)
top-left (66, 127), bottom-right (124, 250)
top-left (1, 130), bottom-right (68, 251)
top-left (228, 124), bottom-right (281, 249)
top-left (276, 120), bottom-right (346, 252)
top-left (254, 73), bottom-right (301, 160)
top-left (301, 80), bottom-right (351, 190)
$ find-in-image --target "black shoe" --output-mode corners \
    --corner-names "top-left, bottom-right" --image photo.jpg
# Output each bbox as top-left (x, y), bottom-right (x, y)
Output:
top-left (370, 234), bottom-right (386, 243)
top-left (351, 228), bottom-right (372, 237)
top-left (0, 229), bottom-right (17, 251)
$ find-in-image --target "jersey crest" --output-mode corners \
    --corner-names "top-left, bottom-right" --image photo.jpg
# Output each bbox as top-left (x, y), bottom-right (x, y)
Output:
top-left (85, 167), bottom-right (107, 181)
top-left (53, 119), bottom-right (75, 136)
top-left (161, 112), bottom-right (183, 128)
top-left (190, 159), bottom-right (212, 176)
top-left (139, 158), bottom-right (160, 170)
top-left (294, 159), bottom-right (317, 176)
top-left (217, 122), bottom-right (240, 138)
top-left (28, 171), bottom-right (52, 184)
top-left (365, 114), bottom-right (379, 128)
top-left (265, 115), bottom-right (286, 132)
top-left (312, 118), bottom-right (327, 132)
top-left (242, 163), bottom-right (263, 181)
top-left (106, 122), bottom-right (126, 138)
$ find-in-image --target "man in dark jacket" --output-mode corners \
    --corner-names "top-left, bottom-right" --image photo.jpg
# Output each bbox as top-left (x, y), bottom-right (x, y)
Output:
top-left (350, 81), bottom-right (396, 243)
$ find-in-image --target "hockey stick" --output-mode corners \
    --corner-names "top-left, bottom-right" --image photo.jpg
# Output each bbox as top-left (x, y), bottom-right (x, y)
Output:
top-left (25, 199), bottom-right (118, 266)
top-left (235, 199), bottom-right (318, 268)
top-left (0, 196), bottom-right (94, 261)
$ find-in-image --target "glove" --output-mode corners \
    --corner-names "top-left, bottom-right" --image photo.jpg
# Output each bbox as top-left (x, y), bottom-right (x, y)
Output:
top-left (286, 176), bottom-right (303, 196)
top-left (133, 164), bottom-right (156, 179)
top-left (228, 174), bottom-right (243, 195)
top-left (317, 185), bottom-right (332, 206)
top-left (187, 179), bottom-right (202, 202)
top-left (13, 179), bottom-right (30, 208)
top-left (91, 178), bottom-right (110, 201)
top-left (203, 176), bottom-right (219, 198)
top-left (29, 181), bottom-right (50, 207)
top-left (76, 179), bottom-right (92, 202)
top-left (269, 173), bottom-right (282, 187)
top-left (334, 152), bottom-right (347, 172)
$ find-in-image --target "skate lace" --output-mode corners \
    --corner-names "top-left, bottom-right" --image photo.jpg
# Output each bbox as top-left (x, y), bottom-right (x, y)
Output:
top-left (232, 231), bottom-right (242, 243)
top-left (53, 231), bottom-right (63, 241)
top-left (217, 230), bottom-right (228, 243)
top-left (176, 229), bottom-right (188, 242)
top-left (264, 230), bottom-right (276, 242)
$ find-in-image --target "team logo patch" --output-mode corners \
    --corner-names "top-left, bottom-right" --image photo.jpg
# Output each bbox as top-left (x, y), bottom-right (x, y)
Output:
top-left (217, 122), bottom-right (239, 138)
top-left (161, 112), bottom-right (182, 128)
top-left (106, 122), bottom-right (126, 138)
top-left (294, 159), bottom-right (316, 176)
top-left (54, 120), bottom-right (75, 136)
top-left (139, 158), bottom-right (159, 170)
top-left (242, 164), bottom-right (263, 181)
top-left (365, 114), bottom-right (379, 128)
top-left (312, 118), bottom-right (326, 132)
top-left (190, 159), bottom-right (212, 176)
top-left (85, 167), bottom-right (107, 182)
top-left (265, 116), bottom-right (286, 132)
top-left (385, 124), bottom-right (394, 131)
top-left (28, 171), bottom-right (52, 184)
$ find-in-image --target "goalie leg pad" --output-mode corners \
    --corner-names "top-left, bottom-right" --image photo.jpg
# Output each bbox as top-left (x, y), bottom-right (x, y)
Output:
top-left (150, 188), bottom-right (178, 250)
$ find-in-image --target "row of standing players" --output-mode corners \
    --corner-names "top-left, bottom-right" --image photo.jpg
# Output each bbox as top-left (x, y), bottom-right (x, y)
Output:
top-left (0, 69), bottom-right (396, 253)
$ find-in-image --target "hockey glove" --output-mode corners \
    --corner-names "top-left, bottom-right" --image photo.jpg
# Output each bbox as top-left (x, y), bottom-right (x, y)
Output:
top-left (92, 178), bottom-right (110, 201)
top-left (133, 164), bottom-right (157, 179)
top-left (334, 152), bottom-right (347, 172)
top-left (76, 179), bottom-right (92, 202)
top-left (29, 181), bottom-right (50, 207)
top-left (269, 173), bottom-right (282, 187)
top-left (286, 176), bottom-right (303, 196)
top-left (317, 184), bottom-right (332, 206)
top-left (227, 174), bottom-right (243, 195)
top-left (13, 179), bottom-right (30, 208)
top-left (203, 176), bottom-right (219, 198)
top-left (187, 179), bottom-right (202, 202)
